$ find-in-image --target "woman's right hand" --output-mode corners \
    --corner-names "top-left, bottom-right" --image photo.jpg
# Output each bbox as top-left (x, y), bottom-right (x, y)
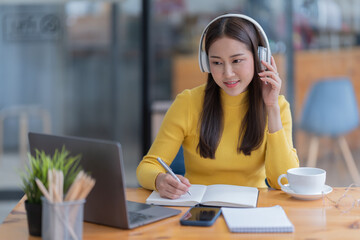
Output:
top-left (155, 173), bottom-right (191, 199)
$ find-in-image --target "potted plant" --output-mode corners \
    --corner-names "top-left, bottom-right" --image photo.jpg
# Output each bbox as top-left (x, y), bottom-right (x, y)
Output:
top-left (19, 147), bottom-right (82, 236)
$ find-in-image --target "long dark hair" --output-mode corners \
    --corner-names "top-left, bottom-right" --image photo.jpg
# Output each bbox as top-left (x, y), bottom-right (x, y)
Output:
top-left (197, 17), bottom-right (266, 158)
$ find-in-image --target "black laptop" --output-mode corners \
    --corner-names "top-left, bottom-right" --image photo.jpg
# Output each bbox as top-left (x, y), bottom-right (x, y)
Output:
top-left (28, 132), bottom-right (181, 229)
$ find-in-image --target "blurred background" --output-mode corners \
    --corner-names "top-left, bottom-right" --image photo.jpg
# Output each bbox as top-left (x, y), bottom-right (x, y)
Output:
top-left (1, 0), bottom-right (360, 222)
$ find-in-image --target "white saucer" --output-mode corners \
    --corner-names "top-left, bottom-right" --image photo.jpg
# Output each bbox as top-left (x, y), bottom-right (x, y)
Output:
top-left (281, 184), bottom-right (333, 201)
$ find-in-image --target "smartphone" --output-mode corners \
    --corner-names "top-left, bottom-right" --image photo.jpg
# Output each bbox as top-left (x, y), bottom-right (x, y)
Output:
top-left (180, 206), bottom-right (222, 226)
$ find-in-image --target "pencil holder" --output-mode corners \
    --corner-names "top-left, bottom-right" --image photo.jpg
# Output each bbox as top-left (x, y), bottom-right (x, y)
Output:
top-left (41, 197), bottom-right (85, 240)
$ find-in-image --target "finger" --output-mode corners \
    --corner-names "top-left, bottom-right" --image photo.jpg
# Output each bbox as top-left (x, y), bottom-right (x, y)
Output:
top-left (168, 179), bottom-right (188, 193)
top-left (178, 175), bottom-right (191, 187)
top-left (157, 178), bottom-right (185, 198)
top-left (260, 75), bottom-right (280, 84)
top-left (271, 56), bottom-right (278, 72)
top-left (260, 60), bottom-right (276, 73)
top-left (164, 185), bottom-right (187, 196)
top-left (164, 174), bottom-right (188, 192)
top-left (163, 189), bottom-right (182, 199)
top-left (258, 71), bottom-right (280, 81)
top-left (163, 182), bottom-right (188, 198)
top-left (260, 77), bottom-right (280, 88)
top-left (156, 173), bottom-right (185, 199)
top-left (158, 185), bottom-right (181, 199)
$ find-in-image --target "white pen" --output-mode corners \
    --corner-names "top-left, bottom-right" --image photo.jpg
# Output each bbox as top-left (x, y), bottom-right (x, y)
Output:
top-left (157, 157), bottom-right (191, 196)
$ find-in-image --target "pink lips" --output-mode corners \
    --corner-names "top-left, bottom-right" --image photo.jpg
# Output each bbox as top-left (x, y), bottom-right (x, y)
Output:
top-left (224, 80), bottom-right (240, 88)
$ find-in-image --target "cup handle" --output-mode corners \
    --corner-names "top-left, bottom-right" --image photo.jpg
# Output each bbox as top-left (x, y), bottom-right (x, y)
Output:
top-left (278, 174), bottom-right (287, 189)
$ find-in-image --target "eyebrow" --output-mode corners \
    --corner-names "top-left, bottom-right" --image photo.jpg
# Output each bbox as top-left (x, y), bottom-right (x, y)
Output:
top-left (209, 53), bottom-right (245, 59)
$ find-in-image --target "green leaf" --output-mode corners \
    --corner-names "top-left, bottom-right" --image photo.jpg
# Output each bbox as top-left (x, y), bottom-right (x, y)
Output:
top-left (19, 147), bottom-right (83, 204)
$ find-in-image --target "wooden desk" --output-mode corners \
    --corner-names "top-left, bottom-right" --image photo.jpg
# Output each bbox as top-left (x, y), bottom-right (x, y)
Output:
top-left (1, 188), bottom-right (360, 239)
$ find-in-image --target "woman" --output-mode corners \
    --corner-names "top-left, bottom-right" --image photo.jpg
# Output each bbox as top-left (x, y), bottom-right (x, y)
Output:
top-left (137, 14), bottom-right (299, 199)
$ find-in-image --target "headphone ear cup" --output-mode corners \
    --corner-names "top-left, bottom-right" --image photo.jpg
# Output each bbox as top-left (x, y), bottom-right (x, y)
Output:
top-left (257, 46), bottom-right (268, 70)
top-left (200, 50), bottom-right (210, 73)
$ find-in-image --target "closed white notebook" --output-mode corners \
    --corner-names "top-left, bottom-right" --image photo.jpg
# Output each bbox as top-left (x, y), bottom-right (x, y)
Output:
top-left (222, 205), bottom-right (294, 233)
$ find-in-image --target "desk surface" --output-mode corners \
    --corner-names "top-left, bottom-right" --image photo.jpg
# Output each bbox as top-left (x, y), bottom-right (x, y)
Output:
top-left (1, 187), bottom-right (360, 239)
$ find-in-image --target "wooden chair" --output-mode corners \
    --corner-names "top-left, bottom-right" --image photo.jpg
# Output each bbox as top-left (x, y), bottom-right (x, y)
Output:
top-left (300, 78), bottom-right (360, 183)
top-left (0, 105), bottom-right (51, 165)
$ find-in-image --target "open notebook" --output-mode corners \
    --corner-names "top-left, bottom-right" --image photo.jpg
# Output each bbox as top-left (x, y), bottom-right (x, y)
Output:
top-left (222, 205), bottom-right (294, 233)
top-left (146, 184), bottom-right (258, 207)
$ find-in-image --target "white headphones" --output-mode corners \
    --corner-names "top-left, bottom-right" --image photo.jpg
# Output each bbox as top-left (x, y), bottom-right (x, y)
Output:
top-left (198, 13), bottom-right (271, 73)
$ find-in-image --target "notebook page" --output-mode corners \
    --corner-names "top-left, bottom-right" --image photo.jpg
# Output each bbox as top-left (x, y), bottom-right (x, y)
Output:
top-left (201, 184), bottom-right (258, 207)
top-left (222, 205), bottom-right (294, 233)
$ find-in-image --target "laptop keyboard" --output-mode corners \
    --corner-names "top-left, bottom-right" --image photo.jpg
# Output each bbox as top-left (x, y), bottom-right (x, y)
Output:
top-left (129, 211), bottom-right (154, 223)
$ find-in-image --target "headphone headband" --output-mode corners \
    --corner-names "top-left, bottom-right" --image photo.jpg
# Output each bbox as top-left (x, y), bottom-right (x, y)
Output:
top-left (198, 13), bottom-right (271, 73)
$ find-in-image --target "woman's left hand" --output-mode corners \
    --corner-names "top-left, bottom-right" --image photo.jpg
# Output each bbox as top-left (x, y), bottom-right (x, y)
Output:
top-left (258, 56), bottom-right (281, 107)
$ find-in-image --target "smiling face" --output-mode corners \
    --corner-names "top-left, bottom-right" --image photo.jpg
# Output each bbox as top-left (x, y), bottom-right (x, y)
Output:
top-left (208, 36), bottom-right (255, 96)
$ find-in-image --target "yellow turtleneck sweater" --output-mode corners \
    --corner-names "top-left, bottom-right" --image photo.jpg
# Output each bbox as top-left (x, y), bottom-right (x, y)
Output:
top-left (137, 84), bottom-right (299, 190)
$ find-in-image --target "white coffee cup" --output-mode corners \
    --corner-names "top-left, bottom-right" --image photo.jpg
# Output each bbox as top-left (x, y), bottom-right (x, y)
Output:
top-left (278, 167), bottom-right (326, 194)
